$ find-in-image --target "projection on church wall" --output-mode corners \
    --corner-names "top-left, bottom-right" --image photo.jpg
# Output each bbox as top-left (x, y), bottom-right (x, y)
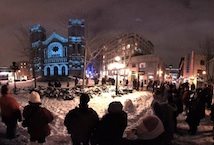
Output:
top-left (47, 42), bottom-right (63, 58)
top-left (30, 19), bottom-right (85, 77)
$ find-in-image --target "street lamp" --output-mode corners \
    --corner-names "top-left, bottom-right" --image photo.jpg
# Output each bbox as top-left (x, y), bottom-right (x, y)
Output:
top-left (109, 56), bottom-right (125, 95)
top-left (10, 62), bottom-right (19, 94)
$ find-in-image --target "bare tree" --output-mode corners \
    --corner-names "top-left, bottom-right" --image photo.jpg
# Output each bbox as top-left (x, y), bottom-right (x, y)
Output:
top-left (199, 35), bottom-right (214, 84)
top-left (15, 24), bottom-right (31, 61)
top-left (15, 24), bottom-right (37, 88)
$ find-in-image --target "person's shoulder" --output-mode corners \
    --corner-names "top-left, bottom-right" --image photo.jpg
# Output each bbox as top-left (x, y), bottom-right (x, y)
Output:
top-left (6, 94), bottom-right (19, 102)
top-left (41, 107), bottom-right (52, 113)
top-left (88, 107), bottom-right (97, 112)
top-left (67, 107), bottom-right (79, 114)
top-left (24, 104), bottom-right (31, 109)
top-left (87, 108), bottom-right (98, 115)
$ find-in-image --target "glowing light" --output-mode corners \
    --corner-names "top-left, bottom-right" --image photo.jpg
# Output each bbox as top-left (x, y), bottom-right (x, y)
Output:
top-left (115, 56), bottom-right (121, 62)
top-left (202, 71), bottom-right (206, 75)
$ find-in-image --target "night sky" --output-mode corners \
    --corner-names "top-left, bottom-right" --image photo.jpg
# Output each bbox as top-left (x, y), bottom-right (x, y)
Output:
top-left (0, 0), bottom-right (214, 67)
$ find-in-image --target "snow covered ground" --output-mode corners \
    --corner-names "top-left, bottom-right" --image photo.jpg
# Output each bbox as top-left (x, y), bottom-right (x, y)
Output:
top-left (0, 80), bottom-right (213, 145)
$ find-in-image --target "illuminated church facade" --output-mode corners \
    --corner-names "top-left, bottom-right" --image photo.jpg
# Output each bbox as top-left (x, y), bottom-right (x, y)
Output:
top-left (29, 19), bottom-right (85, 77)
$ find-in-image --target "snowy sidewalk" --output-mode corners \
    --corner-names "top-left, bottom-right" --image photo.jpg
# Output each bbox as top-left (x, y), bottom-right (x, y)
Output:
top-left (172, 109), bottom-right (213, 145)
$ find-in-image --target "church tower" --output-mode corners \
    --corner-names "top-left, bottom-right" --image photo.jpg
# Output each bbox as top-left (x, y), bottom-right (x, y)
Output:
top-left (30, 24), bottom-right (46, 44)
top-left (29, 24), bottom-right (46, 75)
top-left (68, 19), bottom-right (85, 77)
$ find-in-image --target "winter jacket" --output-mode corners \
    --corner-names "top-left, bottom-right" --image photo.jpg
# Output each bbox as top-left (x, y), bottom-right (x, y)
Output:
top-left (64, 107), bottom-right (99, 144)
top-left (22, 103), bottom-right (54, 139)
top-left (185, 96), bottom-right (203, 127)
top-left (151, 100), bottom-right (177, 144)
top-left (210, 104), bottom-right (214, 121)
top-left (182, 90), bottom-right (190, 106)
top-left (0, 94), bottom-right (22, 123)
top-left (91, 111), bottom-right (128, 145)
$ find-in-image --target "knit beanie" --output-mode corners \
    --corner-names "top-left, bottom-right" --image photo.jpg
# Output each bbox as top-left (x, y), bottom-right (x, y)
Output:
top-left (136, 115), bottom-right (164, 140)
top-left (108, 101), bottom-right (123, 113)
top-left (29, 91), bottom-right (41, 103)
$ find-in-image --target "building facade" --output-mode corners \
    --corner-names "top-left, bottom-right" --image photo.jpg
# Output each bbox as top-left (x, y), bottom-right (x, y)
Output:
top-left (208, 57), bottom-right (214, 84)
top-left (181, 51), bottom-right (206, 88)
top-left (127, 54), bottom-right (166, 86)
top-left (30, 19), bottom-right (85, 78)
top-left (16, 61), bottom-right (31, 80)
top-left (101, 33), bottom-right (165, 86)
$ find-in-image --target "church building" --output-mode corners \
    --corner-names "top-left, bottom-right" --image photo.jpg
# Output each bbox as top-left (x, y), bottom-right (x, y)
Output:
top-left (29, 19), bottom-right (85, 78)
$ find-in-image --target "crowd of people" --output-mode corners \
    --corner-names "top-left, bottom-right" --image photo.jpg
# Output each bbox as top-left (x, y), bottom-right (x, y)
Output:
top-left (0, 81), bottom-right (213, 145)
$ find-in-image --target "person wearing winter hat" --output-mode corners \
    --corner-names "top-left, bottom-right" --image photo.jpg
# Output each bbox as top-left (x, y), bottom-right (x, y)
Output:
top-left (124, 114), bottom-right (165, 145)
top-left (0, 85), bottom-right (22, 139)
top-left (91, 101), bottom-right (127, 145)
top-left (135, 115), bottom-right (164, 140)
top-left (29, 91), bottom-right (41, 103)
top-left (22, 91), bottom-right (53, 144)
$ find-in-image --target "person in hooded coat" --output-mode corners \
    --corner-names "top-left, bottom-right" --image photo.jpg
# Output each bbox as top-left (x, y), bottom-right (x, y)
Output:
top-left (22, 91), bottom-right (54, 144)
top-left (0, 85), bottom-right (22, 139)
top-left (91, 101), bottom-right (127, 145)
top-left (64, 93), bottom-right (99, 145)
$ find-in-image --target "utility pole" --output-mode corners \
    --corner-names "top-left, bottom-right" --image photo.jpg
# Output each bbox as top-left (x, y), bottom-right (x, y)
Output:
top-left (10, 62), bottom-right (19, 94)
top-left (82, 40), bottom-right (87, 90)
top-left (32, 65), bottom-right (37, 88)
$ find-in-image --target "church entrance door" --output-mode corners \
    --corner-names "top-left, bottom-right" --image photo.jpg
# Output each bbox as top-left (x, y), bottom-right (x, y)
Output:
top-left (54, 66), bottom-right (58, 76)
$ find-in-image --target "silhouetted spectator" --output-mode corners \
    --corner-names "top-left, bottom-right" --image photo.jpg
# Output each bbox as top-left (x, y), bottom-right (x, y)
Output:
top-left (86, 77), bottom-right (89, 86)
top-left (102, 77), bottom-right (106, 85)
top-left (54, 79), bottom-right (61, 88)
top-left (125, 79), bottom-right (129, 86)
top-left (0, 85), bottom-right (22, 139)
top-left (171, 88), bottom-right (183, 132)
top-left (182, 86), bottom-right (190, 114)
top-left (201, 84), bottom-right (211, 108)
top-left (94, 77), bottom-right (99, 85)
top-left (209, 103), bottom-right (214, 140)
top-left (48, 81), bottom-right (53, 87)
top-left (111, 78), bottom-right (115, 85)
top-left (185, 89), bottom-right (203, 135)
top-left (91, 101), bottom-right (127, 145)
top-left (22, 91), bottom-right (54, 144)
top-left (151, 89), bottom-right (177, 144)
top-left (141, 80), bottom-right (144, 91)
top-left (75, 77), bottom-right (78, 86)
top-left (191, 82), bottom-right (196, 92)
top-left (64, 93), bottom-right (99, 145)
top-left (67, 81), bottom-right (70, 87)
top-left (133, 79), bottom-right (137, 90)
